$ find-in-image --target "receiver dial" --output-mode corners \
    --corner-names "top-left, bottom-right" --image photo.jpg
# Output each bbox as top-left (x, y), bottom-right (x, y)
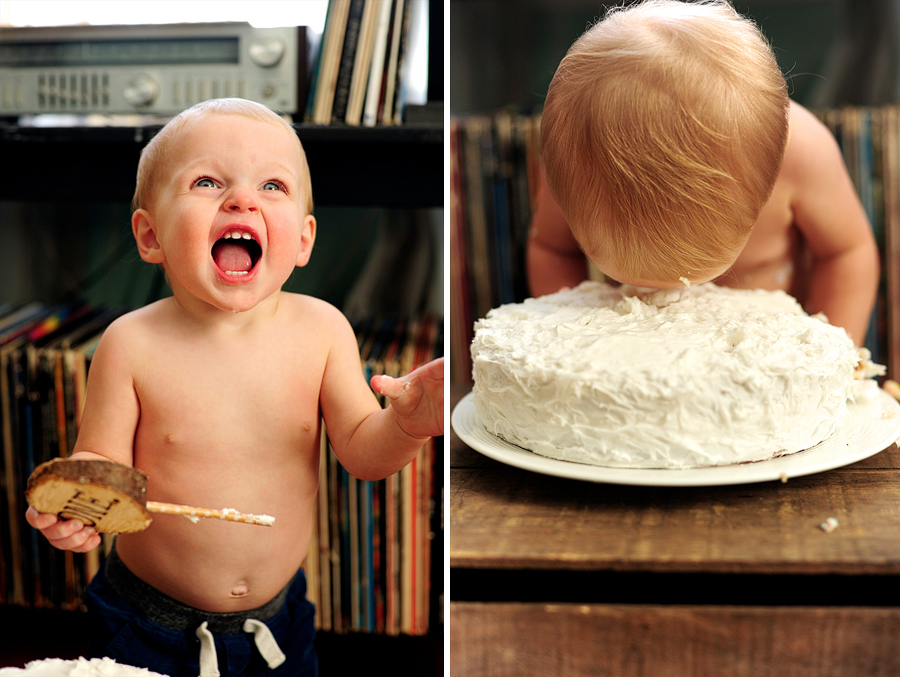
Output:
top-left (123, 74), bottom-right (159, 108)
top-left (248, 36), bottom-right (285, 68)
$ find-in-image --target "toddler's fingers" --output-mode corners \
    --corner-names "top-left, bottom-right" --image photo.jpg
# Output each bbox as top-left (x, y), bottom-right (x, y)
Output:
top-left (66, 531), bottom-right (103, 554)
top-left (40, 515), bottom-right (85, 540)
top-left (26, 505), bottom-right (59, 530)
top-left (371, 358), bottom-right (443, 400)
top-left (46, 521), bottom-right (100, 553)
top-left (371, 374), bottom-right (409, 401)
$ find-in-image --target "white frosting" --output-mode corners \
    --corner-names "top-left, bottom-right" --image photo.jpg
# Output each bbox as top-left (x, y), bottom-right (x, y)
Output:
top-left (471, 282), bottom-right (864, 468)
top-left (0, 657), bottom-right (166, 676)
top-left (219, 507), bottom-right (275, 525)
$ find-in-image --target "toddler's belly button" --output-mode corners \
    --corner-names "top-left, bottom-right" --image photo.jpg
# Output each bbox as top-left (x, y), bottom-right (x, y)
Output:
top-left (231, 583), bottom-right (250, 597)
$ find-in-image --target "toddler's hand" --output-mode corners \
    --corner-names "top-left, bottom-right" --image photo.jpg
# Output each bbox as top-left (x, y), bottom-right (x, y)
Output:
top-left (371, 357), bottom-right (444, 439)
top-left (26, 506), bottom-right (102, 553)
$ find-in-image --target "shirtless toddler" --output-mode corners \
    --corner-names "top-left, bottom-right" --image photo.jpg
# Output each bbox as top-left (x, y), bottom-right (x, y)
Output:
top-left (529, 0), bottom-right (878, 346)
top-left (26, 98), bottom-right (443, 676)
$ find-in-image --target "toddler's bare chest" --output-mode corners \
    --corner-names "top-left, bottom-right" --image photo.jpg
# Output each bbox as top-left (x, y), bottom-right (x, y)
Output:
top-left (131, 342), bottom-right (325, 452)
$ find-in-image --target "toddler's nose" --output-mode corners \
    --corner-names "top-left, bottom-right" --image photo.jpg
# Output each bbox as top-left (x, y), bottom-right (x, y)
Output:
top-left (224, 187), bottom-right (259, 213)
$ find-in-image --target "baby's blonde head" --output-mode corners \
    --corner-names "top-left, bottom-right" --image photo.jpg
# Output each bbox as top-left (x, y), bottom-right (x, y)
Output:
top-left (541, 0), bottom-right (789, 285)
top-left (133, 98), bottom-right (313, 214)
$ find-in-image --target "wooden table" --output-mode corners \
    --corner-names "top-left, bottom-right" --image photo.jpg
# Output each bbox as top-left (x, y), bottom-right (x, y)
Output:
top-left (449, 385), bottom-right (900, 677)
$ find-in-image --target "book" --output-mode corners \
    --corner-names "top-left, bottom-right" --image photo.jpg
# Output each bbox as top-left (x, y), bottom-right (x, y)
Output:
top-left (362, 0), bottom-right (395, 127)
top-left (309, 0), bottom-right (352, 125)
top-left (331, 0), bottom-right (367, 124)
top-left (380, 0), bottom-right (408, 126)
top-left (345, 0), bottom-right (382, 126)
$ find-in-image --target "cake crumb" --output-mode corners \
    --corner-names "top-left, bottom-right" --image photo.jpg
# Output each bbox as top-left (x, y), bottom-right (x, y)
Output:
top-left (884, 379), bottom-right (900, 401)
top-left (678, 276), bottom-right (691, 287)
top-left (779, 472), bottom-right (788, 483)
top-left (819, 517), bottom-right (839, 533)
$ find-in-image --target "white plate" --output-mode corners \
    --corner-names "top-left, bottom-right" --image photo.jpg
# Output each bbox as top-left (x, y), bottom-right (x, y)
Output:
top-left (451, 389), bottom-right (900, 486)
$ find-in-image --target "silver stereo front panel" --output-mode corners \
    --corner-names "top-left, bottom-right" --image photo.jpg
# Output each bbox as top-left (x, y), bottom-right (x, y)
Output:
top-left (0, 22), bottom-right (304, 115)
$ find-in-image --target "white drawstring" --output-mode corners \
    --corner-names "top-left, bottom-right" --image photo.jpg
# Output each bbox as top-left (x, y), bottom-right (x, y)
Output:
top-left (243, 618), bottom-right (287, 669)
top-left (196, 622), bottom-right (220, 677)
top-left (194, 618), bottom-right (286, 676)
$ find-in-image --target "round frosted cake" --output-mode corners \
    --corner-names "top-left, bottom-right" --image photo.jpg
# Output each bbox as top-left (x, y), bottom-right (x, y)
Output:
top-left (0, 658), bottom-right (165, 676)
top-left (471, 282), bottom-right (870, 468)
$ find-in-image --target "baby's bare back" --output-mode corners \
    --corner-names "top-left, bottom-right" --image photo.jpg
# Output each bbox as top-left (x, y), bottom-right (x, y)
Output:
top-left (112, 294), bottom-right (328, 612)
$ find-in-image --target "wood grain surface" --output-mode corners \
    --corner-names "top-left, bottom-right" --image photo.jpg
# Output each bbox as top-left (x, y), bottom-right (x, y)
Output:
top-left (449, 386), bottom-right (900, 676)
top-left (450, 601), bottom-right (900, 677)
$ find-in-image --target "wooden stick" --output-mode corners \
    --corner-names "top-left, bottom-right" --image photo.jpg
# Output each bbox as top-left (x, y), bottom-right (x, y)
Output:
top-left (145, 501), bottom-right (275, 527)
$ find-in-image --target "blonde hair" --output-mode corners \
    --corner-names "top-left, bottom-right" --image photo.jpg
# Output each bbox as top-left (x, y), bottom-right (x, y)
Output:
top-left (541, 0), bottom-right (789, 284)
top-left (133, 98), bottom-right (314, 214)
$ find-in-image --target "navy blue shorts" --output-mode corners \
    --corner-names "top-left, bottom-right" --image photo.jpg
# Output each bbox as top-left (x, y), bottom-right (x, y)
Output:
top-left (84, 546), bottom-right (317, 677)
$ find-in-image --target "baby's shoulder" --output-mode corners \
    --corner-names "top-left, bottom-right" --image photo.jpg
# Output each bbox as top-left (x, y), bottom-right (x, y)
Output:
top-left (88, 301), bottom-right (173, 369)
top-left (107, 298), bottom-right (170, 329)
top-left (782, 101), bottom-right (842, 177)
top-left (277, 292), bottom-right (353, 335)
top-left (98, 299), bottom-right (177, 348)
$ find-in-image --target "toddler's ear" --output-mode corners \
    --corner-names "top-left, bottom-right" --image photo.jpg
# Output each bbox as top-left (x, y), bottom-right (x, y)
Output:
top-left (295, 214), bottom-right (317, 268)
top-left (132, 210), bottom-right (165, 264)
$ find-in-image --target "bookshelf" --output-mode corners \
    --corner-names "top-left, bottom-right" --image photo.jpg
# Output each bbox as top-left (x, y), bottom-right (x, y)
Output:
top-left (0, 1), bottom-right (444, 674)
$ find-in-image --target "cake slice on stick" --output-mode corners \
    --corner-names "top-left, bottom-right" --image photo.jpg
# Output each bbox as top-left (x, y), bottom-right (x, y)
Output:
top-left (26, 459), bottom-right (275, 533)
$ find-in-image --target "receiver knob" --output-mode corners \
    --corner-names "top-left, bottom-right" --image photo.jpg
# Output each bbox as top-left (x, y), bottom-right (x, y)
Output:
top-left (123, 74), bottom-right (159, 108)
top-left (248, 36), bottom-right (285, 68)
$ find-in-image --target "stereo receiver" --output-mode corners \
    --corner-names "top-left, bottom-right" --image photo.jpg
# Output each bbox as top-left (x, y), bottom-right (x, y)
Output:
top-left (0, 22), bottom-right (306, 116)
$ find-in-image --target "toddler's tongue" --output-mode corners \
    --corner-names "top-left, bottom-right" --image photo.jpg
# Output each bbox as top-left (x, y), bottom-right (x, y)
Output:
top-left (213, 241), bottom-right (252, 273)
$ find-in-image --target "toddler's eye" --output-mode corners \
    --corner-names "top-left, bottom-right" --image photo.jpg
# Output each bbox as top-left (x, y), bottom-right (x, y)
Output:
top-left (262, 181), bottom-right (284, 191)
top-left (194, 177), bottom-right (217, 188)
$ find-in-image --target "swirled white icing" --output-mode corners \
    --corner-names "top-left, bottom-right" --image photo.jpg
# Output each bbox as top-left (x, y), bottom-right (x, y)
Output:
top-left (471, 282), bottom-right (865, 468)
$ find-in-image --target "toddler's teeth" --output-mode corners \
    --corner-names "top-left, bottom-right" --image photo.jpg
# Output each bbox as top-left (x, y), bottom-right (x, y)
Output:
top-left (242, 233), bottom-right (252, 240)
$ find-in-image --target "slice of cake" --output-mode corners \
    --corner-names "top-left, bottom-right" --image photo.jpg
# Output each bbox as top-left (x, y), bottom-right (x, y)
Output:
top-left (471, 281), bottom-right (879, 469)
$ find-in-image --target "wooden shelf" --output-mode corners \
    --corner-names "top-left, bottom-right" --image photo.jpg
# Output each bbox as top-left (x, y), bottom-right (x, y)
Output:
top-left (0, 122), bottom-right (443, 208)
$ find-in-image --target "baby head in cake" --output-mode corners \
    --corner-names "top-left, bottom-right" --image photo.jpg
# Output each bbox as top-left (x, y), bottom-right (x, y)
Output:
top-left (540, 0), bottom-right (789, 288)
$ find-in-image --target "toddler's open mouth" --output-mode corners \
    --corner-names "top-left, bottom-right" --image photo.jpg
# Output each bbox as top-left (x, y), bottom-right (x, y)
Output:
top-left (212, 230), bottom-right (262, 278)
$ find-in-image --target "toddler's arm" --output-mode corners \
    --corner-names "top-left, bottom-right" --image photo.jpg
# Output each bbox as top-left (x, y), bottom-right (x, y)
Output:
top-left (25, 318), bottom-right (140, 552)
top-left (785, 103), bottom-right (879, 346)
top-left (526, 167), bottom-right (590, 297)
top-left (319, 309), bottom-right (443, 481)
